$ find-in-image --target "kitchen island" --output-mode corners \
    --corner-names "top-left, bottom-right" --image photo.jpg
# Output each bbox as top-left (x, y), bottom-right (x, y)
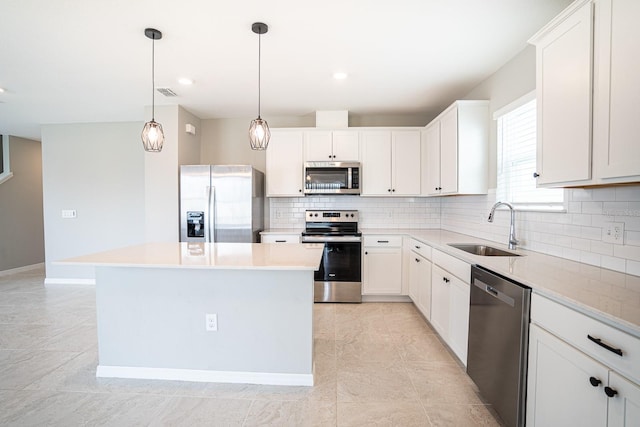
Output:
top-left (60, 242), bottom-right (324, 386)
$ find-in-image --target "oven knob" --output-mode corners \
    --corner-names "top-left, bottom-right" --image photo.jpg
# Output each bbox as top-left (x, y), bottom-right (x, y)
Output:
top-left (351, 213), bottom-right (354, 217)
top-left (314, 213), bottom-right (318, 217)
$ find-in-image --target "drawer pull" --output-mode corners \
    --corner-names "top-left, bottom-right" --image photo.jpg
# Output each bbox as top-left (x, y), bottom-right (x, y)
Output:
top-left (587, 335), bottom-right (623, 356)
top-left (275, 240), bottom-right (286, 243)
top-left (377, 240), bottom-right (389, 243)
top-left (604, 386), bottom-right (618, 398)
top-left (589, 377), bottom-right (602, 387)
top-left (414, 245), bottom-right (421, 249)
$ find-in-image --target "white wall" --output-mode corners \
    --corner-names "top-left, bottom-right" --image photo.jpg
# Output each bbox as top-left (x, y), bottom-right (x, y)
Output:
top-left (0, 136), bottom-right (45, 272)
top-left (41, 122), bottom-right (145, 281)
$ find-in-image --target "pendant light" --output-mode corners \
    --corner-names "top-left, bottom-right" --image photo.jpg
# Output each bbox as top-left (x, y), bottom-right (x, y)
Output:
top-left (249, 22), bottom-right (271, 150)
top-left (141, 28), bottom-right (165, 152)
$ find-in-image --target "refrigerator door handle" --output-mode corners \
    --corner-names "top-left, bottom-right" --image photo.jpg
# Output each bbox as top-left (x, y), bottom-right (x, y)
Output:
top-left (209, 186), bottom-right (216, 243)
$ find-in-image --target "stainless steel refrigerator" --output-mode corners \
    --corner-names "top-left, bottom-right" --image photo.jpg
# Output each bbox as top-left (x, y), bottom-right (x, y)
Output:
top-left (179, 165), bottom-right (264, 243)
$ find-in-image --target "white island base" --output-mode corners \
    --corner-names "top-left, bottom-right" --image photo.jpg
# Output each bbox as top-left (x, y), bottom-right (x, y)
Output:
top-left (62, 243), bottom-right (323, 386)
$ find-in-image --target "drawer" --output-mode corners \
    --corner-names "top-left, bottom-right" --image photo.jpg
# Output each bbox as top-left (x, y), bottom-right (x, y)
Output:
top-left (260, 234), bottom-right (300, 243)
top-left (531, 293), bottom-right (640, 384)
top-left (363, 235), bottom-right (403, 247)
top-left (409, 238), bottom-right (432, 260)
top-left (432, 249), bottom-right (471, 283)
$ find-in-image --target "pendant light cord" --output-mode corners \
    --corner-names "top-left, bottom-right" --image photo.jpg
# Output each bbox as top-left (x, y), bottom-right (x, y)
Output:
top-left (151, 35), bottom-right (155, 121)
top-left (257, 31), bottom-right (261, 119)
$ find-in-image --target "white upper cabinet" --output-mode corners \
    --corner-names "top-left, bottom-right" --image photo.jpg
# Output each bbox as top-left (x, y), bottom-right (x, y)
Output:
top-left (530, 0), bottom-right (593, 186)
top-left (423, 121), bottom-right (441, 196)
top-left (361, 130), bottom-right (421, 196)
top-left (422, 101), bottom-right (489, 196)
top-left (593, 0), bottom-right (640, 181)
top-left (266, 130), bottom-right (304, 197)
top-left (530, 0), bottom-right (640, 186)
top-left (303, 130), bottom-right (359, 162)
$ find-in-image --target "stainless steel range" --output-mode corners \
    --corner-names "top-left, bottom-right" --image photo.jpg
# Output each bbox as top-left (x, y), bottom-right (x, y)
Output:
top-left (301, 210), bottom-right (362, 303)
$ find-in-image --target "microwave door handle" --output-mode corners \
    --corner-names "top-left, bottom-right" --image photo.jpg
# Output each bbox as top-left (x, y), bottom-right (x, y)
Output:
top-left (348, 167), bottom-right (352, 189)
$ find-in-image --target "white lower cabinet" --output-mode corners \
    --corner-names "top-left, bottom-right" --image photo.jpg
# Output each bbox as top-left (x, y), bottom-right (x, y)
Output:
top-left (430, 264), bottom-right (451, 340)
top-left (408, 239), bottom-right (432, 319)
top-left (430, 250), bottom-right (471, 365)
top-left (362, 235), bottom-right (402, 295)
top-left (527, 294), bottom-right (640, 426)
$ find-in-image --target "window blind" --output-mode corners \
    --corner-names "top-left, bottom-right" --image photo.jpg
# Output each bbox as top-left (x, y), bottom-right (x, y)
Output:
top-left (496, 97), bottom-right (564, 208)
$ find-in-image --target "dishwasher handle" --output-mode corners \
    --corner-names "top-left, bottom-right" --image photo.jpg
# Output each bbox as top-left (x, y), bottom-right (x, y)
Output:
top-left (473, 279), bottom-right (515, 307)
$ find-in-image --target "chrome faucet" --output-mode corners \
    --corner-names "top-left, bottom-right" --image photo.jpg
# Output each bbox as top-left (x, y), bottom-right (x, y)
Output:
top-left (488, 201), bottom-right (519, 250)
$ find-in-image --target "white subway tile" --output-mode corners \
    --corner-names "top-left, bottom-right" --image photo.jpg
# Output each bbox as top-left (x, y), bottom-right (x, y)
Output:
top-left (601, 255), bottom-right (626, 273)
top-left (582, 202), bottom-right (603, 215)
top-left (590, 241), bottom-right (614, 256)
top-left (627, 260), bottom-right (640, 276)
top-left (613, 245), bottom-right (640, 262)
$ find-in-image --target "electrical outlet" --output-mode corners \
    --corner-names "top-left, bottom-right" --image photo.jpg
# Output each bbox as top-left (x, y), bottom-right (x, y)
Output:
top-left (61, 209), bottom-right (77, 219)
top-left (205, 313), bottom-right (218, 331)
top-left (603, 222), bottom-right (624, 245)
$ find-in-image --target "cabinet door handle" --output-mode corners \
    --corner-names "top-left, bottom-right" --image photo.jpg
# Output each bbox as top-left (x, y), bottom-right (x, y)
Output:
top-left (587, 335), bottom-right (623, 356)
top-left (388, 189), bottom-right (392, 192)
top-left (589, 377), bottom-right (602, 387)
top-left (415, 258), bottom-right (420, 263)
top-left (442, 277), bottom-right (450, 283)
top-left (604, 386), bottom-right (618, 398)
top-left (533, 172), bottom-right (540, 178)
top-left (377, 240), bottom-right (389, 243)
top-left (365, 251), bottom-right (368, 255)
top-left (414, 245), bottom-right (421, 249)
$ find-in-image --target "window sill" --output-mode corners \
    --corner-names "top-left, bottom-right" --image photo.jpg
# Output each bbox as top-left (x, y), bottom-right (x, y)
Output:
top-left (0, 172), bottom-right (14, 185)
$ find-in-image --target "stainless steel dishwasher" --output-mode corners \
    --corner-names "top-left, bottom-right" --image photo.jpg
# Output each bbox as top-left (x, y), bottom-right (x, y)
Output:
top-left (467, 265), bottom-right (531, 427)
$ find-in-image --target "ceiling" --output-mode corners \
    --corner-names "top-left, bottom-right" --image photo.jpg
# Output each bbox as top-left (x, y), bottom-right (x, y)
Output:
top-left (0, 0), bottom-right (571, 141)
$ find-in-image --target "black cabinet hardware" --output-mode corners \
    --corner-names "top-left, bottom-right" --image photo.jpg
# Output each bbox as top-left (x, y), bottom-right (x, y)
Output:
top-left (275, 240), bottom-right (286, 243)
top-left (587, 335), bottom-right (623, 356)
top-left (533, 172), bottom-right (540, 178)
top-left (604, 386), bottom-right (618, 398)
top-left (589, 377), bottom-right (602, 387)
top-left (377, 240), bottom-right (389, 243)
top-left (415, 258), bottom-right (420, 263)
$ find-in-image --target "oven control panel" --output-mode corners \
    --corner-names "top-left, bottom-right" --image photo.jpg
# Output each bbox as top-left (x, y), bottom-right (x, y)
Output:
top-left (306, 210), bottom-right (358, 222)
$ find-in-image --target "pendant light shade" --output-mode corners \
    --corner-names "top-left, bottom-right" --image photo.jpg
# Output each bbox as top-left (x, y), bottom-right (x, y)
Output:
top-left (142, 28), bottom-right (165, 153)
top-left (249, 22), bottom-right (270, 151)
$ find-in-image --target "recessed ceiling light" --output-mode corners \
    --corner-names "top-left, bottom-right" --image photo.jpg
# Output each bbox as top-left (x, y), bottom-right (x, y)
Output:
top-left (0, 87), bottom-right (5, 93)
top-left (333, 72), bottom-right (348, 80)
top-left (178, 78), bottom-right (194, 85)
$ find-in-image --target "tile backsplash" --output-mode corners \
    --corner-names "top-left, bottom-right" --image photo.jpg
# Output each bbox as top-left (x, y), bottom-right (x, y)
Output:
top-left (269, 185), bottom-right (640, 277)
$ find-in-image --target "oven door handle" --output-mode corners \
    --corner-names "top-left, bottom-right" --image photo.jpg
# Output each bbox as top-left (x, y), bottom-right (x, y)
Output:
top-left (301, 236), bottom-right (362, 243)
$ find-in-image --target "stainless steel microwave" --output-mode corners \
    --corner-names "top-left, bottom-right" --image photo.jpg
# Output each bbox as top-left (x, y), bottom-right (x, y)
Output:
top-left (304, 161), bottom-right (360, 195)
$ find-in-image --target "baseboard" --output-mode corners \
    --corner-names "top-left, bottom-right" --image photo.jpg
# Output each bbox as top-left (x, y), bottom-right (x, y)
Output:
top-left (0, 262), bottom-right (44, 277)
top-left (44, 277), bottom-right (96, 286)
top-left (362, 295), bottom-right (412, 302)
top-left (96, 365), bottom-right (314, 386)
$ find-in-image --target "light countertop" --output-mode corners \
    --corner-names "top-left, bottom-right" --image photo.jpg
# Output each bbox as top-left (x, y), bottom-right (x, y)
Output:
top-left (58, 242), bottom-right (325, 271)
top-left (361, 228), bottom-right (640, 338)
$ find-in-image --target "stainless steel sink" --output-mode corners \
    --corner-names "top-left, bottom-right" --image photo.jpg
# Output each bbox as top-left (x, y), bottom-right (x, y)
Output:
top-left (448, 243), bottom-right (522, 257)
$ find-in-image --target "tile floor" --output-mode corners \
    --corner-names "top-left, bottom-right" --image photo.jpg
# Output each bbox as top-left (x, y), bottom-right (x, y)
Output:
top-left (0, 266), bottom-right (502, 426)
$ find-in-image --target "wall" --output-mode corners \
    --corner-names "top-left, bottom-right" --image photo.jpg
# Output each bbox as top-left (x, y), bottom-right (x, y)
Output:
top-left (41, 122), bottom-right (146, 282)
top-left (0, 136), bottom-right (45, 272)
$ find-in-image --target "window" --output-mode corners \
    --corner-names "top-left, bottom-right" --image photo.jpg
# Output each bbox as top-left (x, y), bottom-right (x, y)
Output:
top-left (495, 92), bottom-right (564, 211)
top-left (0, 135), bottom-right (13, 185)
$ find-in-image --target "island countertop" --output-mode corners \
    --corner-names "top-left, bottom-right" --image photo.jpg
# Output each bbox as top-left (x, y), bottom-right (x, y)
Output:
top-left (58, 242), bottom-right (325, 271)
